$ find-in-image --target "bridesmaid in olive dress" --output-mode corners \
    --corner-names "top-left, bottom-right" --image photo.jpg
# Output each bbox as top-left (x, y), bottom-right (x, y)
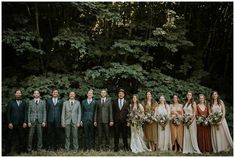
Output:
top-left (143, 91), bottom-right (158, 151)
top-left (210, 91), bottom-right (233, 153)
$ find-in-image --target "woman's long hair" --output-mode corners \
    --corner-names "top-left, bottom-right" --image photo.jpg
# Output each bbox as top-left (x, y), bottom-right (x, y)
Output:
top-left (144, 91), bottom-right (157, 110)
top-left (172, 94), bottom-right (181, 104)
top-left (130, 94), bottom-right (139, 110)
top-left (184, 91), bottom-right (194, 107)
top-left (159, 95), bottom-right (168, 110)
top-left (210, 91), bottom-right (221, 107)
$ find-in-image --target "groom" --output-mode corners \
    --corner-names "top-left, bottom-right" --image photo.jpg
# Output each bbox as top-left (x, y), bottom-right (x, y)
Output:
top-left (113, 89), bottom-right (130, 152)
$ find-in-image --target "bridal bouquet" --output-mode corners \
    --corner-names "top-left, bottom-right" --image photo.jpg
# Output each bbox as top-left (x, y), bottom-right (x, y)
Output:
top-left (171, 116), bottom-right (182, 126)
top-left (182, 113), bottom-right (193, 129)
top-left (143, 112), bottom-right (157, 123)
top-left (127, 109), bottom-right (145, 129)
top-left (207, 111), bottom-right (223, 130)
top-left (156, 114), bottom-right (169, 130)
top-left (196, 115), bottom-right (209, 126)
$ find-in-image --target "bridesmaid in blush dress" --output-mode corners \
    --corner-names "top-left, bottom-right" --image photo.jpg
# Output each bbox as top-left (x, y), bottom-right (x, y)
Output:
top-left (210, 91), bottom-right (233, 153)
top-left (196, 94), bottom-right (213, 153)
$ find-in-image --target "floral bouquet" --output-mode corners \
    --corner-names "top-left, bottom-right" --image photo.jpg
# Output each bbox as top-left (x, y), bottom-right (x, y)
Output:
top-left (207, 111), bottom-right (223, 130)
top-left (156, 114), bottom-right (169, 130)
top-left (196, 115), bottom-right (209, 127)
top-left (143, 111), bottom-right (157, 124)
top-left (171, 116), bottom-right (182, 126)
top-left (182, 113), bottom-right (193, 129)
top-left (127, 109), bottom-right (145, 129)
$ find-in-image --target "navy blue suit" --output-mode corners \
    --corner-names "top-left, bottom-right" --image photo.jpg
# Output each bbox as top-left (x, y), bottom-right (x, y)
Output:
top-left (46, 98), bottom-right (63, 149)
top-left (6, 99), bottom-right (28, 153)
top-left (81, 99), bottom-right (96, 150)
top-left (7, 99), bottom-right (27, 125)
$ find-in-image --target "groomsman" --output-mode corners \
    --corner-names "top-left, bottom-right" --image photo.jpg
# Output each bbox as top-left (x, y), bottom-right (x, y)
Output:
top-left (81, 89), bottom-right (96, 151)
top-left (61, 91), bottom-right (81, 150)
top-left (113, 89), bottom-right (130, 152)
top-left (46, 89), bottom-right (63, 150)
top-left (27, 90), bottom-right (46, 152)
top-left (94, 89), bottom-right (113, 150)
top-left (6, 89), bottom-right (28, 154)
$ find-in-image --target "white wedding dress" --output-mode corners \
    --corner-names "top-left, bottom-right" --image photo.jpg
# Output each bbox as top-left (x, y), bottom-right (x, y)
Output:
top-left (130, 104), bottom-right (150, 153)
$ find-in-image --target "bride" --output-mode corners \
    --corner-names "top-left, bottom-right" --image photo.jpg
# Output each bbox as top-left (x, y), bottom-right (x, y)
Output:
top-left (129, 94), bottom-right (149, 153)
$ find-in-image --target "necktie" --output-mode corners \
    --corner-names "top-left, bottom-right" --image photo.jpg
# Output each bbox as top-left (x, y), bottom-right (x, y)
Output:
top-left (71, 101), bottom-right (74, 106)
top-left (102, 99), bottom-right (105, 106)
top-left (36, 100), bottom-right (38, 105)
top-left (119, 99), bottom-right (123, 110)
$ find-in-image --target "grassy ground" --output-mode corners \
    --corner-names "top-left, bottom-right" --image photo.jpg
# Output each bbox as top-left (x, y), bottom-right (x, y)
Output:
top-left (14, 149), bottom-right (233, 156)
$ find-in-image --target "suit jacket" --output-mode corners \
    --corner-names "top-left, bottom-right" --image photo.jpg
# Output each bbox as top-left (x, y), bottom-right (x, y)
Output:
top-left (113, 99), bottom-right (129, 123)
top-left (81, 99), bottom-right (96, 123)
top-left (46, 98), bottom-right (63, 125)
top-left (28, 99), bottom-right (46, 124)
top-left (61, 100), bottom-right (81, 126)
top-left (94, 98), bottom-right (113, 123)
top-left (7, 99), bottom-right (27, 126)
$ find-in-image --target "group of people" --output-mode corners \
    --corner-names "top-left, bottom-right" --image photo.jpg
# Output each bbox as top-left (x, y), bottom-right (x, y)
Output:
top-left (5, 88), bottom-right (233, 155)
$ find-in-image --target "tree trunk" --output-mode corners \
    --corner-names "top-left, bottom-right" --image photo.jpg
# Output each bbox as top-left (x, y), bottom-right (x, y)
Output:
top-left (35, 3), bottom-right (46, 74)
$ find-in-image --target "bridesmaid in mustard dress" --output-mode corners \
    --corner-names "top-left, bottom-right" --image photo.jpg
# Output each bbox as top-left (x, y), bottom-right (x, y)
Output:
top-left (143, 91), bottom-right (158, 151)
top-left (170, 95), bottom-right (184, 152)
top-left (210, 91), bottom-right (233, 153)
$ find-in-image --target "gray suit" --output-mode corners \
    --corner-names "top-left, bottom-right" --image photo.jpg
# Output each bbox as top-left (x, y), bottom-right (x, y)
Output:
top-left (61, 100), bottom-right (81, 150)
top-left (27, 99), bottom-right (46, 151)
top-left (94, 98), bottom-right (113, 148)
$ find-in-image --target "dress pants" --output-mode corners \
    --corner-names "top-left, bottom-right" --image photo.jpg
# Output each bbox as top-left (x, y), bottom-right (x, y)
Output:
top-left (27, 120), bottom-right (43, 151)
top-left (114, 122), bottom-right (128, 151)
top-left (97, 123), bottom-right (110, 148)
top-left (83, 121), bottom-right (95, 150)
top-left (47, 122), bottom-right (61, 149)
top-left (65, 123), bottom-right (78, 150)
top-left (6, 125), bottom-right (27, 154)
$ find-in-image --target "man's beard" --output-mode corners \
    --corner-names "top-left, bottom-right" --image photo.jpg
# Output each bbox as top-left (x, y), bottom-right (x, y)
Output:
top-left (15, 96), bottom-right (22, 100)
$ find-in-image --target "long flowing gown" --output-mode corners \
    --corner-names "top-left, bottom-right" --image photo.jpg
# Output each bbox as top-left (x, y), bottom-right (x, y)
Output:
top-left (156, 104), bottom-right (172, 151)
top-left (130, 104), bottom-right (150, 153)
top-left (211, 103), bottom-right (233, 153)
top-left (170, 104), bottom-right (184, 151)
top-left (196, 104), bottom-right (213, 153)
top-left (143, 103), bottom-right (158, 144)
top-left (183, 103), bottom-right (201, 154)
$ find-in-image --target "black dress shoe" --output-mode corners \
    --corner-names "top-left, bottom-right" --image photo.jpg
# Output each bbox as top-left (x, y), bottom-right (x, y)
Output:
top-left (124, 146), bottom-right (130, 151)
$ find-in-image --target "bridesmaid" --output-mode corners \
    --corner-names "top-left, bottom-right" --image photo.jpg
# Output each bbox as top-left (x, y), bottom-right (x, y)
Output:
top-left (155, 95), bottom-right (172, 151)
top-left (183, 91), bottom-right (201, 154)
top-left (210, 91), bottom-right (233, 153)
top-left (170, 95), bottom-right (184, 152)
top-left (196, 94), bottom-right (213, 153)
top-left (143, 91), bottom-right (158, 151)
